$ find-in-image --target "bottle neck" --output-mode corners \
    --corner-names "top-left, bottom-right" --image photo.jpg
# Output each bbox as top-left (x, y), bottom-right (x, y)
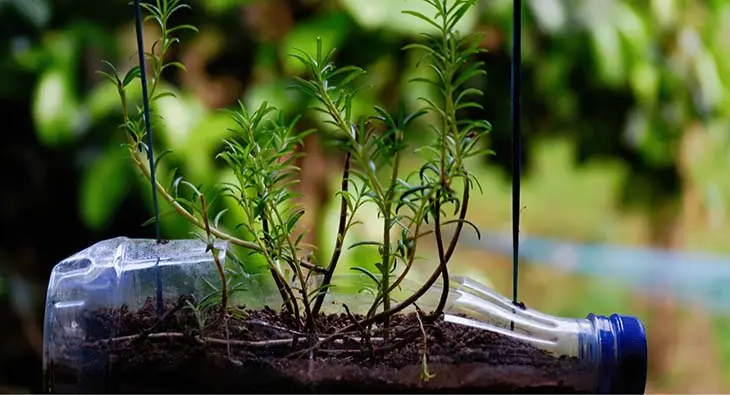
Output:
top-left (430, 276), bottom-right (645, 393)
top-left (444, 288), bottom-right (601, 360)
top-left (583, 314), bottom-right (631, 394)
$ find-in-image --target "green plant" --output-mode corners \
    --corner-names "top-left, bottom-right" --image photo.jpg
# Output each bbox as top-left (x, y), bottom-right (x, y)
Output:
top-left (102, 0), bottom-right (490, 345)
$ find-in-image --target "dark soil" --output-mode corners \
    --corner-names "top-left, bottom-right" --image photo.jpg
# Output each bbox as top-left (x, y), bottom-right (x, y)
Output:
top-left (45, 296), bottom-right (596, 393)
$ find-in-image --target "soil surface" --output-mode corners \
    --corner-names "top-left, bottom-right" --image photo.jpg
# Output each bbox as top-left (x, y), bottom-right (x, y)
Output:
top-left (46, 296), bottom-right (596, 393)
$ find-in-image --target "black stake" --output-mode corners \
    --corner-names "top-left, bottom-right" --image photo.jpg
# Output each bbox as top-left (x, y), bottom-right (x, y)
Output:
top-left (133, 0), bottom-right (161, 243)
top-left (133, 0), bottom-right (164, 318)
top-left (510, 0), bottom-right (523, 319)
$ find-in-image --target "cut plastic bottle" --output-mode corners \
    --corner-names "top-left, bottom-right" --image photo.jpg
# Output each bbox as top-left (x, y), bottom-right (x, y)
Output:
top-left (43, 237), bottom-right (647, 394)
top-left (431, 275), bottom-right (647, 394)
top-left (314, 273), bottom-right (647, 394)
top-left (43, 237), bottom-right (231, 392)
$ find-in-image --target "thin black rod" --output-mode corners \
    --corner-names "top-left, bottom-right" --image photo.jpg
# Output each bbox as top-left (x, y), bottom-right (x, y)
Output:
top-left (133, 0), bottom-right (161, 243)
top-left (510, 0), bottom-right (523, 306)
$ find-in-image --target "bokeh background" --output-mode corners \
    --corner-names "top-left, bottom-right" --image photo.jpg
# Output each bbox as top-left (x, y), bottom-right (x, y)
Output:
top-left (1, 0), bottom-right (730, 392)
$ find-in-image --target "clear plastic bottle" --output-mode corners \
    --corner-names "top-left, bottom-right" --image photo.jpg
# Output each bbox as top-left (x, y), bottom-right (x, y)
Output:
top-left (430, 275), bottom-right (648, 394)
top-left (314, 273), bottom-right (647, 393)
top-left (42, 237), bottom-right (235, 393)
top-left (43, 237), bottom-right (647, 394)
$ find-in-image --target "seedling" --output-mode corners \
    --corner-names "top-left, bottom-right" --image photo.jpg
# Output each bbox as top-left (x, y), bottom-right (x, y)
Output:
top-left (102, 0), bottom-right (489, 350)
top-left (43, 2), bottom-right (650, 392)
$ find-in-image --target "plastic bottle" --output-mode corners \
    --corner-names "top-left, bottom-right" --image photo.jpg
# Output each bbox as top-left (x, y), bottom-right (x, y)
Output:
top-left (314, 273), bottom-right (647, 393)
top-left (42, 237), bottom-right (234, 393)
top-left (432, 275), bottom-right (647, 394)
top-left (43, 237), bottom-right (647, 394)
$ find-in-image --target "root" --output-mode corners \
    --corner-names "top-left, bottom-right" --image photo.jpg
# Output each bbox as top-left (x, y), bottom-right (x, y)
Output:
top-left (100, 331), bottom-right (397, 351)
top-left (242, 319), bottom-right (308, 337)
top-left (132, 295), bottom-right (194, 345)
top-left (200, 194), bottom-right (228, 322)
top-left (101, 325), bottom-right (422, 358)
top-left (414, 305), bottom-right (435, 382)
top-left (285, 324), bottom-right (422, 359)
top-left (343, 303), bottom-right (373, 356)
top-left (106, 301), bottom-right (429, 360)
top-left (223, 314), bottom-right (233, 360)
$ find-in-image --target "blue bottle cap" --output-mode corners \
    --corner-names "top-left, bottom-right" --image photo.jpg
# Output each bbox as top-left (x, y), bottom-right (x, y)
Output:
top-left (589, 313), bottom-right (648, 394)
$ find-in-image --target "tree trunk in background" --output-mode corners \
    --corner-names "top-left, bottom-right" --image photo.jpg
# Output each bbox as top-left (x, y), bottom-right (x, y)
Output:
top-left (642, 123), bottom-right (724, 393)
top-left (668, 124), bottom-right (724, 393)
top-left (291, 129), bottom-right (331, 259)
top-left (640, 200), bottom-right (681, 391)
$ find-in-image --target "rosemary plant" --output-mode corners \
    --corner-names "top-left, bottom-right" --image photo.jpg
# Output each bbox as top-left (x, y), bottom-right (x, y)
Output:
top-left (102, 0), bottom-right (490, 344)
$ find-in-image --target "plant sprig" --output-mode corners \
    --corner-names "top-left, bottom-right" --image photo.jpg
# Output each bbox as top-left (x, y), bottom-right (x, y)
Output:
top-left (217, 102), bottom-right (317, 329)
top-left (290, 0), bottom-right (490, 327)
top-left (103, 0), bottom-right (491, 350)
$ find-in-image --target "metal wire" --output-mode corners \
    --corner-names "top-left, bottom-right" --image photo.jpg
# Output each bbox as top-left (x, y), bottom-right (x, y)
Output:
top-left (133, 0), bottom-right (164, 319)
top-left (510, 0), bottom-right (523, 306)
top-left (133, 0), bottom-right (161, 243)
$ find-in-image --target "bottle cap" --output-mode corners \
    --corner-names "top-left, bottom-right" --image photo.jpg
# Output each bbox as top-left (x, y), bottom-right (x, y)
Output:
top-left (589, 313), bottom-right (648, 394)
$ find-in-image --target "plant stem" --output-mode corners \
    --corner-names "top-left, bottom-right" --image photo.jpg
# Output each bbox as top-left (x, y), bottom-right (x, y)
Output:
top-left (430, 197), bottom-right (449, 319)
top-left (444, 180), bottom-right (470, 261)
top-left (199, 194), bottom-right (228, 320)
top-left (262, 217), bottom-right (298, 324)
top-left (418, 0), bottom-right (472, 322)
top-left (119, 74), bottom-right (241, 252)
top-left (133, 117), bottom-right (301, 325)
top-left (125, 121), bottom-right (308, 326)
top-left (126, 147), bottom-right (323, 272)
top-left (379, 128), bottom-right (404, 338)
top-left (295, 295), bottom-right (416, 356)
top-left (239, 193), bottom-right (302, 327)
top-left (318, 89), bottom-right (385, 202)
top-left (430, 179), bottom-right (470, 321)
top-left (299, 234), bottom-right (454, 355)
top-left (381, 209), bottom-right (392, 336)
top-left (311, 150), bottom-right (351, 317)
top-left (414, 306), bottom-right (434, 381)
top-left (363, 184), bottom-right (438, 320)
top-left (267, 201), bottom-right (315, 330)
top-left (131, 150), bottom-right (259, 250)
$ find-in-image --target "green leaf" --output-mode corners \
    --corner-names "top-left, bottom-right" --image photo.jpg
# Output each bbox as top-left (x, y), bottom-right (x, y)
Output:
top-left (122, 66), bottom-right (141, 87)
top-left (168, 24), bottom-right (199, 34)
top-left (80, 147), bottom-right (131, 229)
top-left (401, 10), bottom-right (443, 32)
top-left (350, 266), bottom-right (381, 285)
top-left (199, 0), bottom-right (258, 14)
top-left (153, 149), bottom-right (174, 175)
top-left (629, 61), bottom-right (659, 108)
top-left (140, 209), bottom-right (177, 227)
top-left (96, 60), bottom-right (120, 85)
top-left (589, 23), bottom-right (624, 86)
top-left (340, 0), bottom-right (477, 35)
top-left (349, 240), bottom-right (384, 250)
top-left (32, 67), bottom-right (79, 146)
top-left (280, 12), bottom-right (352, 74)
top-left (85, 81), bottom-right (122, 123)
top-left (161, 61), bottom-right (188, 73)
top-left (213, 208), bottom-right (229, 228)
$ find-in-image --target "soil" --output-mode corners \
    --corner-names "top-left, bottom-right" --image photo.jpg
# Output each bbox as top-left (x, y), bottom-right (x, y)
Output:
top-left (45, 296), bottom-right (597, 393)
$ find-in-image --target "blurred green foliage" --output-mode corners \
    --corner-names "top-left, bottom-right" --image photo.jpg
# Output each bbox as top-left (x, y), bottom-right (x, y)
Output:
top-left (2, 0), bottom-right (730, 392)
top-left (12, 0), bottom-right (729, 230)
